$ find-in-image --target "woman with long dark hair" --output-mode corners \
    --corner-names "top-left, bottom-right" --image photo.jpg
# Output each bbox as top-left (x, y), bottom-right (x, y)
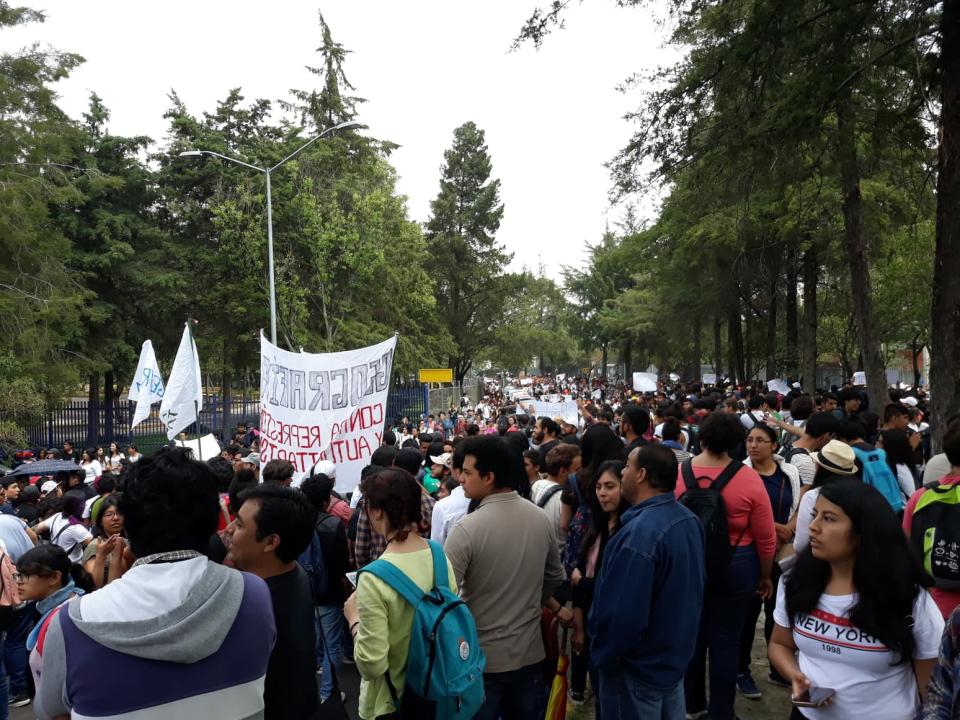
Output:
top-left (570, 460), bottom-right (629, 709)
top-left (769, 479), bottom-right (943, 718)
top-left (81, 494), bottom-right (129, 588)
top-left (878, 428), bottom-right (920, 500)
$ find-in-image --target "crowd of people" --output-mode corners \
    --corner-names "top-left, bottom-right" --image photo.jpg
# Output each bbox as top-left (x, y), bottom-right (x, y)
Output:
top-left (3, 374), bottom-right (960, 719)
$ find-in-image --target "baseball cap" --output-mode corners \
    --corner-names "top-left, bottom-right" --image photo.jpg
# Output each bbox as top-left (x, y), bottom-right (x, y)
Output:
top-left (41, 480), bottom-right (58, 494)
top-left (430, 453), bottom-right (452, 469)
top-left (311, 460), bottom-right (336, 479)
top-left (902, 396), bottom-right (919, 407)
top-left (238, 452), bottom-right (260, 465)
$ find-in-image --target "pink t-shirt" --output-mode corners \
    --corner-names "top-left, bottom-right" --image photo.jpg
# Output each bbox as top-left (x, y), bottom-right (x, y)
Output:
top-left (674, 463), bottom-right (777, 560)
top-left (902, 474), bottom-right (960, 618)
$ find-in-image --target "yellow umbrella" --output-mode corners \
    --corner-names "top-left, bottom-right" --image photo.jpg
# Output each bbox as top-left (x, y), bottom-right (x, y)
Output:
top-left (544, 628), bottom-right (570, 720)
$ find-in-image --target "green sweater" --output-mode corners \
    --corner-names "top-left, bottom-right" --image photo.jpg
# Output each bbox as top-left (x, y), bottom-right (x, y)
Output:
top-left (355, 546), bottom-right (458, 719)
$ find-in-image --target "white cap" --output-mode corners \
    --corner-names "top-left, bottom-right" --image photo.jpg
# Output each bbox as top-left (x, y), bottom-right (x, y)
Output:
top-left (311, 460), bottom-right (336, 479)
top-left (430, 453), bottom-right (453, 468)
top-left (40, 480), bottom-right (58, 494)
top-left (902, 396), bottom-right (919, 407)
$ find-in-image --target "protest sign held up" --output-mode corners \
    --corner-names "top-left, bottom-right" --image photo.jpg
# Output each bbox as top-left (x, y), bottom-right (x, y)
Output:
top-left (259, 332), bottom-right (397, 493)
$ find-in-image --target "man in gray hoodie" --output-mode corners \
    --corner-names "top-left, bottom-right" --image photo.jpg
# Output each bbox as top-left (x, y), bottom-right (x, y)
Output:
top-left (33, 448), bottom-right (276, 720)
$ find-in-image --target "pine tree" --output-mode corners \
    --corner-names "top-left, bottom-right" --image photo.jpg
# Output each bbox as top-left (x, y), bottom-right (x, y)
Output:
top-left (425, 121), bottom-right (509, 384)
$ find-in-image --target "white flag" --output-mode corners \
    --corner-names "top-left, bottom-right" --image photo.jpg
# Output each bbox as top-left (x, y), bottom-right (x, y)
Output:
top-left (129, 340), bottom-right (166, 429)
top-left (158, 324), bottom-right (202, 440)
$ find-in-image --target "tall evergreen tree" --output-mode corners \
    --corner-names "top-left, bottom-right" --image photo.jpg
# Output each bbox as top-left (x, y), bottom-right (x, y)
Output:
top-left (425, 121), bottom-right (509, 384)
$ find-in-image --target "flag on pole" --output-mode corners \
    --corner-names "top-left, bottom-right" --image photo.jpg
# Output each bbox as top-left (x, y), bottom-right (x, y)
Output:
top-left (158, 323), bottom-right (202, 441)
top-left (129, 340), bottom-right (165, 429)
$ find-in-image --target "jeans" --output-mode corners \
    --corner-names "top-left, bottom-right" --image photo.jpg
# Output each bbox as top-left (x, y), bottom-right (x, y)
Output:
top-left (472, 663), bottom-right (544, 720)
top-left (738, 561), bottom-right (781, 674)
top-left (4, 612), bottom-right (30, 697)
top-left (315, 604), bottom-right (345, 702)
top-left (684, 545), bottom-right (760, 720)
top-left (598, 671), bottom-right (685, 720)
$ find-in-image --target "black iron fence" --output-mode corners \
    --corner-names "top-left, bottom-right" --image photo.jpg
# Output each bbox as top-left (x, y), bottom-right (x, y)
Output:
top-left (19, 384), bottom-right (430, 456)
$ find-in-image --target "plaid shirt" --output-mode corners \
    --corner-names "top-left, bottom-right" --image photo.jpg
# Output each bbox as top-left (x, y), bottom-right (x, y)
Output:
top-left (353, 489), bottom-right (436, 568)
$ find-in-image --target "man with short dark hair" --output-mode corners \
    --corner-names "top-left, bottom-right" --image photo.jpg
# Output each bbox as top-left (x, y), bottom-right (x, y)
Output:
top-left (261, 459), bottom-right (295, 486)
top-left (589, 444), bottom-right (705, 719)
top-left (34, 447), bottom-right (276, 720)
top-left (61, 440), bottom-right (78, 463)
top-left (227, 484), bottom-right (319, 720)
top-left (445, 436), bottom-right (564, 720)
top-left (620, 403), bottom-right (651, 454)
top-left (534, 417), bottom-right (561, 468)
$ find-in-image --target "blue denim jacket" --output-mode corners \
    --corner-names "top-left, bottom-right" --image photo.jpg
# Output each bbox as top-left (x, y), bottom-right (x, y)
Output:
top-left (588, 492), bottom-right (706, 688)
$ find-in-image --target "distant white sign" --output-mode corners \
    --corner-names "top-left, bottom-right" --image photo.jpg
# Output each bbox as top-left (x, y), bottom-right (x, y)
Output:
top-left (703, 374), bottom-right (718, 385)
top-left (529, 400), bottom-right (579, 425)
top-left (767, 378), bottom-right (791, 395)
top-left (633, 372), bottom-right (658, 393)
top-left (174, 433), bottom-right (221, 462)
top-left (852, 371), bottom-right (867, 386)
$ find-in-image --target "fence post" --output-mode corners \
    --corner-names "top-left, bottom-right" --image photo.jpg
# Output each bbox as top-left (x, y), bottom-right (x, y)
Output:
top-left (421, 384), bottom-right (429, 417)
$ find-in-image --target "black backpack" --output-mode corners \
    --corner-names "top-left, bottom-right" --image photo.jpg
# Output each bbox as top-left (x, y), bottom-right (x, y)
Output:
top-left (780, 446), bottom-right (809, 464)
top-left (679, 459), bottom-right (744, 585)
top-left (535, 484), bottom-right (563, 509)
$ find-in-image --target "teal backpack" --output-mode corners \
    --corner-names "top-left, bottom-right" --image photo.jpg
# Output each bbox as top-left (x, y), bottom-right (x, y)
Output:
top-left (851, 445), bottom-right (905, 512)
top-left (359, 540), bottom-right (485, 719)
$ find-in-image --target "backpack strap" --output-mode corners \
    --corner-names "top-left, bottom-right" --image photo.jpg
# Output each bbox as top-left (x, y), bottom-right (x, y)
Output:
top-left (681, 459), bottom-right (697, 491)
top-left (712, 460), bottom-right (744, 493)
top-left (428, 539), bottom-right (449, 590)
top-left (536, 484), bottom-right (563, 509)
top-left (360, 558), bottom-right (426, 608)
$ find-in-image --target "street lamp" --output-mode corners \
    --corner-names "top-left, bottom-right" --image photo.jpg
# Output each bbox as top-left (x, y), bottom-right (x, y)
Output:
top-left (178, 119), bottom-right (364, 346)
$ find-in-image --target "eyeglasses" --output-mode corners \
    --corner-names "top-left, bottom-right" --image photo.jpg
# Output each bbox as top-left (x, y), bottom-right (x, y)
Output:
top-left (101, 511), bottom-right (121, 520)
top-left (746, 438), bottom-right (773, 445)
top-left (12, 572), bottom-right (44, 582)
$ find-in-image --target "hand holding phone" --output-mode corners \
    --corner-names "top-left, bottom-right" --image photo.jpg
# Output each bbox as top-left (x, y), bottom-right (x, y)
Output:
top-left (792, 686), bottom-right (835, 708)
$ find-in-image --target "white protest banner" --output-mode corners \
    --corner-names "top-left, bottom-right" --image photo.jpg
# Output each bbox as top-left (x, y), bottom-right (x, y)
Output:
top-left (767, 378), bottom-right (791, 395)
top-left (259, 332), bottom-right (396, 493)
top-left (703, 373), bottom-right (717, 385)
top-left (129, 340), bottom-right (165, 429)
top-left (852, 371), bottom-right (867, 386)
top-left (158, 324), bottom-right (202, 441)
top-left (633, 372), bottom-right (658, 393)
top-left (175, 434), bottom-right (221, 461)
top-left (529, 400), bottom-right (579, 425)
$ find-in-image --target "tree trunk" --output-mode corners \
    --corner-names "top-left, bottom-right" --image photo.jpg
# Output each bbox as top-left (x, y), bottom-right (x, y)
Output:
top-left (601, 343), bottom-right (609, 380)
top-left (931, 0), bottom-right (960, 450)
top-left (223, 365), bottom-right (233, 444)
top-left (728, 300), bottom-right (745, 384)
top-left (692, 316), bottom-right (702, 383)
top-left (801, 244), bottom-right (819, 393)
top-left (912, 337), bottom-right (923, 390)
top-left (713, 313), bottom-right (723, 381)
top-left (766, 270), bottom-right (779, 380)
top-left (785, 243), bottom-right (799, 378)
top-left (836, 93), bottom-right (887, 411)
top-left (103, 370), bottom-right (115, 445)
top-left (622, 337), bottom-right (633, 379)
top-left (86, 373), bottom-right (100, 448)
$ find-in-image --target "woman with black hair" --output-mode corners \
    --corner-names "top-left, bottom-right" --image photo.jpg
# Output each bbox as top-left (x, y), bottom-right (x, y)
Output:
top-left (561, 424), bottom-right (626, 579)
top-left (792, 440), bottom-right (860, 553)
top-left (81, 494), bottom-right (129, 588)
top-left (16, 545), bottom-right (93, 687)
top-left (570, 460), bottom-right (628, 709)
top-left (675, 410), bottom-right (776, 720)
top-left (769, 479), bottom-right (943, 718)
top-left (878, 428), bottom-right (920, 499)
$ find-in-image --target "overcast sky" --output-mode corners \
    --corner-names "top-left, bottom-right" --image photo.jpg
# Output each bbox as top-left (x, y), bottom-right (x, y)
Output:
top-left (9, 1), bottom-right (677, 274)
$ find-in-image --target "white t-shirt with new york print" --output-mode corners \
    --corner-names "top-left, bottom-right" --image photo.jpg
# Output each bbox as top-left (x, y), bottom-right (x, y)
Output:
top-left (773, 577), bottom-right (943, 719)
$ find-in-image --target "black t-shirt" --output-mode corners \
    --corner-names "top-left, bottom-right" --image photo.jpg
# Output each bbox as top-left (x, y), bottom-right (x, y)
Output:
top-left (264, 565), bottom-right (319, 720)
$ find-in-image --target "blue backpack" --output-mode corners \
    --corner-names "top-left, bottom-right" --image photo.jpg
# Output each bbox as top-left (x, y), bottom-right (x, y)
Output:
top-left (852, 446), bottom-right (905, 512)
top-left (359, 540), bottom-right (485, 720)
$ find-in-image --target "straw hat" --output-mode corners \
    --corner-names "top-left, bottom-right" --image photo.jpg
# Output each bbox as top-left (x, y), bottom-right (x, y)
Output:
top-left (810, 440), bottom-right (858, 476)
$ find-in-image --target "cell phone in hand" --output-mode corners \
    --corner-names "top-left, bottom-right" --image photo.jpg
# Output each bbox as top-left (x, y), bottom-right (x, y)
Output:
top-left (792, 686), bottom-right (835, 707)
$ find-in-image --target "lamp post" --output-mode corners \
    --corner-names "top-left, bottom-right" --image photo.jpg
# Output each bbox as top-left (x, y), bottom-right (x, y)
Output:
top-left (179, 119), bottom-right (363, 346)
